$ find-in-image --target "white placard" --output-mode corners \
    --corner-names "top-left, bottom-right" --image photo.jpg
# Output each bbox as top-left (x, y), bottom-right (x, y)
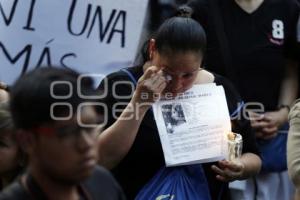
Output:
top-left (0, 0), bottom-right (148, 85)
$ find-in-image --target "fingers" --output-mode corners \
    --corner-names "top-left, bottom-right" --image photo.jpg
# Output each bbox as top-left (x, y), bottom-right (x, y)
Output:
top-left (140, 65), bottom-right (160, 80)
top-left (211, 165), bottom-right (240, 182)
top-left (218, 160), bottom-right (244, 172)
top-left (251, 120), bottom-right (269, 129)
top-left (248, 111), bottom-right (269, 130)
top-left (262, 126), bottom-right (278, 135)
top-left (248, 111), bottom-right (264, 121)
top-left (135, 68), bottom-right (169, 104)
top-left (211, 160), bottom-right (244, 182)
top-left (255, 126), bottom-right (278, 139)
top-left (143, 70), bottom-right (167, 93)
top-left (262, 113), bottom-right (275, 122)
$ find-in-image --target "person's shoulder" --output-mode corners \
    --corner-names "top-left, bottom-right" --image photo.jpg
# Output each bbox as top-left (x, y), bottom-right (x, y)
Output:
top-left (213, 73), bottom-right (240, 97)
top-left (98, 66), bottom-right (141, 87)
top-left (289, 99), bottom-right (300, 123)
top-left (268, 0), bottom-right (299, 12)
top-left (212, 73), bottom-right (243, 115)
top-left (105, 66), bottom-right (136, 81)
top-left (0, 181), bottom-right (29, 200)
top-left (83, 166), bottom-right (125, 200)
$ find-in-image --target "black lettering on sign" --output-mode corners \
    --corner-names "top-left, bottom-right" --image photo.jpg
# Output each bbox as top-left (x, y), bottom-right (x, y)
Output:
top-left (0, 0), bottom-right (36, 31)
top-left (87, 7), bottom-right (116, 42)
top-left (67, 0), bottom-right (127, 48)
top-left (0, 41), bottom-right (32, 74)
top-left (23, 0), bottom-right (36, 31)
top-left (0, 40), bottom-right (77, 76)
top-left (107, 10), bottom-right (126, 48)
top-left (67, 0), bottom-right (91, 36)
top-left (60, 53), bottom-right (77, 69)
top-left (35, 47), bottom-right (52, 67)
top-left (0, 0), bottom-right (18, 26)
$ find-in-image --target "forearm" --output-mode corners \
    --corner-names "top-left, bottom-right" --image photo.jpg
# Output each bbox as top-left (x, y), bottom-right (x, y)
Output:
top-left (239, 153), bottom-right (261, 179)
top-left (278, 59), bottom-right (298, 106)
top-left (98, 96), bottom-right (150, 169)
top-left (274, 60), bottom-right (298, 126)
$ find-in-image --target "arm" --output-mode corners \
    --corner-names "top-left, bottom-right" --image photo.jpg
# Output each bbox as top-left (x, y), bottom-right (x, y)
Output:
top-left (250, 59), bottom-right (298, 139)
top-left (98, 67), bottom-right (167, 169)
top-left (278, 59), bottom-right (299, 107)
top-left (212, 77), bottom-right (261, 181)
top-left (213, 107), bottom-right (262, 181)
top-left (288, 101), bottom-right (300, 189)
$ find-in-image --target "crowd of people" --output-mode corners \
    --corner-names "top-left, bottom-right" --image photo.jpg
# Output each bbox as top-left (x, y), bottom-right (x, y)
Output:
top-left (0, 0), bottom-right (300, 199)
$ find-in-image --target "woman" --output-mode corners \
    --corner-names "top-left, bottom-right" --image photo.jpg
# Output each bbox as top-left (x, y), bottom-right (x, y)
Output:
top-left (98, 16), bottom-right (261, 199)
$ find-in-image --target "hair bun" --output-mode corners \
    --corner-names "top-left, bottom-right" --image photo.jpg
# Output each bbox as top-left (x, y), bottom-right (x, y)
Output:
top-left (177, 5), bottom-right (193, 18)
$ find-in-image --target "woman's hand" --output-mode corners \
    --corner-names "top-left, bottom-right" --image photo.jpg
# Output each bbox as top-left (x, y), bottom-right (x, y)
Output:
top-left (132, 65), bottom-right (168, 110)
top-left (211, 160), bottom-right (245, 182)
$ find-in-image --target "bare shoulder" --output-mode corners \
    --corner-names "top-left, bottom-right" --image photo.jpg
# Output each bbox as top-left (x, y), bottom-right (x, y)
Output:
top-left (195, 69), bottom-right (214, 84)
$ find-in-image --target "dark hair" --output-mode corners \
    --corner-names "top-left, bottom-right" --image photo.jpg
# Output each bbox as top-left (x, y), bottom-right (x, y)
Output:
top-left (9, 67), bottom-right (97, 130)
top-left (142, 16), bottom-right (206, 61)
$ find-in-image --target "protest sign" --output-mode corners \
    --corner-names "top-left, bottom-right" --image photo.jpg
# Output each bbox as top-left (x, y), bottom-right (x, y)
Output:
top-left (0, 0), bottom-right (148, 85)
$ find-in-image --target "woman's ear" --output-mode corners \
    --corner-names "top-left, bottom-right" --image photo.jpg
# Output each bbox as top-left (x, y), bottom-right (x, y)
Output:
top-left (148, 39), bottom-right (156, 60)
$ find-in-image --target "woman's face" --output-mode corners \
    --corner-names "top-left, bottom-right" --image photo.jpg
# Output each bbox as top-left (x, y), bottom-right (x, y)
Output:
top-left (0, 131), bottom-right (19, 177)
top-left (151, 51), bottom-right (203, 95)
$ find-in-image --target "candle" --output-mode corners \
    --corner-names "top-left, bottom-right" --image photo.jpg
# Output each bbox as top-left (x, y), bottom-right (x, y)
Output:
top-left (227, 132), bottom-right (243, 162)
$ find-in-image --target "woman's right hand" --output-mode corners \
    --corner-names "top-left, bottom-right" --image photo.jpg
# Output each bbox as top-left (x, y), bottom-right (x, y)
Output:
top-left (131, 65), bottom-right (168, 110)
